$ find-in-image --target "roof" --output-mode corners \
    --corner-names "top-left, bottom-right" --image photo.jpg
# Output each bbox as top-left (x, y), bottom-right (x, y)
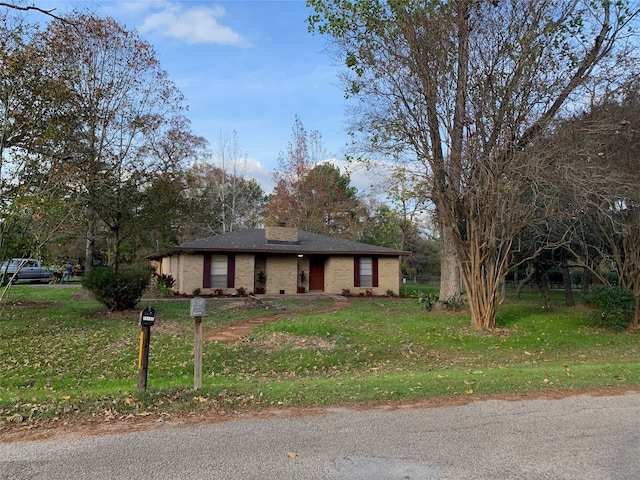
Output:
top-left (146, 229), bottom-right (410, 259)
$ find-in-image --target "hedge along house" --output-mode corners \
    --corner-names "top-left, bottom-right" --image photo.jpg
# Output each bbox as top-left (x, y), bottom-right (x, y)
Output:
top-left (146, 226), bottom-right (410, 296)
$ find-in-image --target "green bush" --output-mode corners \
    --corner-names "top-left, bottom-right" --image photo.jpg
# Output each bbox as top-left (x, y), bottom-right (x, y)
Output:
top-left (414, 290), bottom-right (439, 311)
top-left (153, 273), bottom-right (175, 297)
top-left (584, 284), bottom-right (636, 330)
top-left (83, 266), bottom-right (151, 311)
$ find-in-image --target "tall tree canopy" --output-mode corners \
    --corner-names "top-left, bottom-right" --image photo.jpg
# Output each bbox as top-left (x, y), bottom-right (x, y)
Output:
top-left (308, 0), bottom-right (639, 329)
top-left (0, 8), bottom-right (78, 262)
top-left (37, 12), bottom-right (188, 270)
top-left (267, 116), bottom-right (365, 239)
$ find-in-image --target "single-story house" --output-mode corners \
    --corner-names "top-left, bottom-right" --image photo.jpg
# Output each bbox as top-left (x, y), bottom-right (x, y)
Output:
top-left (146, 226), bottom-right (411, 296)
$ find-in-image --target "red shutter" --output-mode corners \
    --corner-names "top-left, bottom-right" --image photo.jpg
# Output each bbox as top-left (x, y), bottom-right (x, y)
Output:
top-left (372, 257), bottom-right (379, 287)
top-left (203, 254), bottom-right (211, 289)
top-left (354, 257), bottom-right (360, 287)
top-left (227, 255), bottom-right (235, 288)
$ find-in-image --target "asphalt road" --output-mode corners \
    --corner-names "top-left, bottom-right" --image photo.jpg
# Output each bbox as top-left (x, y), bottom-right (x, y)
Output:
top-left (2, 392), bottom-right (639, 479)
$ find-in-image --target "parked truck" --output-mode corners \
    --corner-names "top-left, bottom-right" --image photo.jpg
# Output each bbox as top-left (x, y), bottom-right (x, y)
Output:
top-left (1, 258), bottom-right (54, 284)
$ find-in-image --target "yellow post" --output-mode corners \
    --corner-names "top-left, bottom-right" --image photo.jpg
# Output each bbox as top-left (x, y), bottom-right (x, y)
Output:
top-left (138, 331), bottom-right (144, 369)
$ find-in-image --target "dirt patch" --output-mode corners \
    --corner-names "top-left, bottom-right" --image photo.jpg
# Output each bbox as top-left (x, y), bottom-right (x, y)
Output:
top-left (1, 301), bottom-right (58, 309)
top-left (204, 298), bottom-right (350, 343)
top-left (83, 309), bottom-right (139, 320)
top-left (71, 290), bottom-right (95, 301)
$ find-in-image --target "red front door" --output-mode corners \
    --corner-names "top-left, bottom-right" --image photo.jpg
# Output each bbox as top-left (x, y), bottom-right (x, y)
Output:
top-left (309, 258), bottom-right (325, 291)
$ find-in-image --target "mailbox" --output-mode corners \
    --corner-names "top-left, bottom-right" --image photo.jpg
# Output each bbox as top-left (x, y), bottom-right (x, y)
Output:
top-left (190, 297), bottom-right (207, 318)
top-left (140, 306), bottom-right (156, 327)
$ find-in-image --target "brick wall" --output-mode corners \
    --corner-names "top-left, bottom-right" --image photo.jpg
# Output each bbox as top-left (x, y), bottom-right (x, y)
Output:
top-left (176, 254), bottom-right (203, 294)
top-left (159, 252), bottom-right (402, 296)
top-left (377, 256), bottom-right (402, 295)
top-left (265, 226), bottom-right (298, 243)
top-left (234, 254), bottom-right (255, 293)
top-left (325, 256), bottom-right (352, 293)
top-left (325, 255), bottom-right (401, 295)
top-left (266, 255), bottom-right (297, 294)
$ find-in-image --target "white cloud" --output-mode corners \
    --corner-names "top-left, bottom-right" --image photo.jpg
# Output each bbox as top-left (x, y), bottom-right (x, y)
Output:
top-left (244, 157), bottom-right (274, 193)
top-left (138, 3), bottom-right (247, 46)
top-left (321, 158), bottom-right (392, 196)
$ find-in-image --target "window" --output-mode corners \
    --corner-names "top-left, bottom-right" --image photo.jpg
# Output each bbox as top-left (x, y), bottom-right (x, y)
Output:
top-left (210, 255), bottom-right (228, 288)
top-left (203, 254), bottom-right (235, 289)
top-left (354, 257), bottom-right (378, 288)
top-left (359, 257), bottom-right (373, 287)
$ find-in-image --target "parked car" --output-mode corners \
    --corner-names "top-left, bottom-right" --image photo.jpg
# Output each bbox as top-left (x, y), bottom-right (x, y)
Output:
top-left (1, 258), bottom-right (54, 284)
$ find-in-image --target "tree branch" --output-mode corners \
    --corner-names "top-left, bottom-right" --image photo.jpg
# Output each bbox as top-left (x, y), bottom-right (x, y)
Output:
top-left (0, 2), bottom-right (66, 21)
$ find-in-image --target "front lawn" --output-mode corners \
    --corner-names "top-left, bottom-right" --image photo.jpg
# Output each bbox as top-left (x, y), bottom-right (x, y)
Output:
top-left (1, 286), bottom-right (638, 429)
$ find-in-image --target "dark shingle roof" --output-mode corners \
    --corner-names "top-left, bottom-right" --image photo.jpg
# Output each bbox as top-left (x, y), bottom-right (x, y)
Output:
top-left (147, 229), bottom-right (409, 258)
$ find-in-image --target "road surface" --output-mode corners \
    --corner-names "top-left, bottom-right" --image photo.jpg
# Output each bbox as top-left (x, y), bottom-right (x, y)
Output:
top-left (2, 392), bottom-right (639, 479)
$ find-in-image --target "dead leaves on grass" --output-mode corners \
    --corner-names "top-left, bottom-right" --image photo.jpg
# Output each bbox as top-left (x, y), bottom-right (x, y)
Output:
top-left (237, 332), bottom-right (336, 354)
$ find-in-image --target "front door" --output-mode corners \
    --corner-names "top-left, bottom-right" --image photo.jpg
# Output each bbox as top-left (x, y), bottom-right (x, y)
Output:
top-left (309, 258), bottom-right (325, 291)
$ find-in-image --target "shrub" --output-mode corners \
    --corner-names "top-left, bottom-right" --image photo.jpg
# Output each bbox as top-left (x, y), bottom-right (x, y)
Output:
top-left (442, 294), bottom-right (465, 311)
top-left (154, 273), bottom-right (175, 289)
top-left (153, 273), bottom-right (175, 297)
top-left (83, 266), bottom-right (151, 311)
top-left (584, 284), bottom-right (636, 330)
top-left (414, 290), bottom-right (439, 311)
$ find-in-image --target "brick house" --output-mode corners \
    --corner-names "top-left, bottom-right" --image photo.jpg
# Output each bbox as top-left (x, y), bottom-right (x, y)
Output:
top-left (146, 226), bottom-right (410, 296)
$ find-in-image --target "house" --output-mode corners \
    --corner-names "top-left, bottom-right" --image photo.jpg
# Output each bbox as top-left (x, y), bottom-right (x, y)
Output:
top-left (146, 226), bottom-right (410, 296)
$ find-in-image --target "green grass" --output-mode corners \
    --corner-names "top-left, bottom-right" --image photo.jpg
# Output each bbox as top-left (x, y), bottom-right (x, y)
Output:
top-left (1, 285), bottom-right (638, 427)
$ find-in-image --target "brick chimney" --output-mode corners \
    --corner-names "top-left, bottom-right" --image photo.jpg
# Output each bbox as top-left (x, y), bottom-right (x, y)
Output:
top-left (265, 225), bottom-right (299, 244)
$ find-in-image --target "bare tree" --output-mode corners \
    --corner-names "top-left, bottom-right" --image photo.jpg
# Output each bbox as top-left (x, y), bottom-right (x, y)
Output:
top-left (309, 0), bottom-right (639, 329)
top-left (182, 160), bottom-right (265, 241)
top-left (550, 87), bottom-right (640, 327)
top-left (211, 130), bottom-right (249, 233)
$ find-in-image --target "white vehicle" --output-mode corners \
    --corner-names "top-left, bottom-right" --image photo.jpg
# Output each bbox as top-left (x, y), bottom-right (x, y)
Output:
top-left (1, 258), bottom-right (54, 284)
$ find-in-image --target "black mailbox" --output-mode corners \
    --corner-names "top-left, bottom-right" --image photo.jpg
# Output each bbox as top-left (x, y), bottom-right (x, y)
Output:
top-left (140, 306), bottom-right (156, 327)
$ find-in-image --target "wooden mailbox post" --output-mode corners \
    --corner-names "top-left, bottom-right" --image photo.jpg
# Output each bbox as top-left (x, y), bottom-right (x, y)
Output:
top-left (190, 297), bottom-right (207, 390)
top-left (138, 306), bottom-right (155, 391)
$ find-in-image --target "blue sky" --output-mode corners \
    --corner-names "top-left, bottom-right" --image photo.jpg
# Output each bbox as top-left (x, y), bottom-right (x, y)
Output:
top-left (33, 0), bottom-right (373, 193)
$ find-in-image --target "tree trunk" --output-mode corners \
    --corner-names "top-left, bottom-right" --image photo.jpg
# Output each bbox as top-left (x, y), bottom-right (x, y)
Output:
top-left (632, 299), bottom-right (640, 330)
top-left (85, 209), bottom-right (95, 272)
top-left (439, 226), bottom-right (461, 302)
top-left (561, 262), bottom-right (574, 307)
top-left (581, 268), bottom-right (591, 296)
top-left (464, 264), bottom-right (500, 331)
top-left (516, 265), bottom-right (534, 298)
top-left (537, 274), bottom-right (550, 310)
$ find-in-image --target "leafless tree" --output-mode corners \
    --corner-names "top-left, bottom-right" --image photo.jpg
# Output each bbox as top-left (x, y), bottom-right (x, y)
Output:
top-left (550, 86), bottom-right (640, 327)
